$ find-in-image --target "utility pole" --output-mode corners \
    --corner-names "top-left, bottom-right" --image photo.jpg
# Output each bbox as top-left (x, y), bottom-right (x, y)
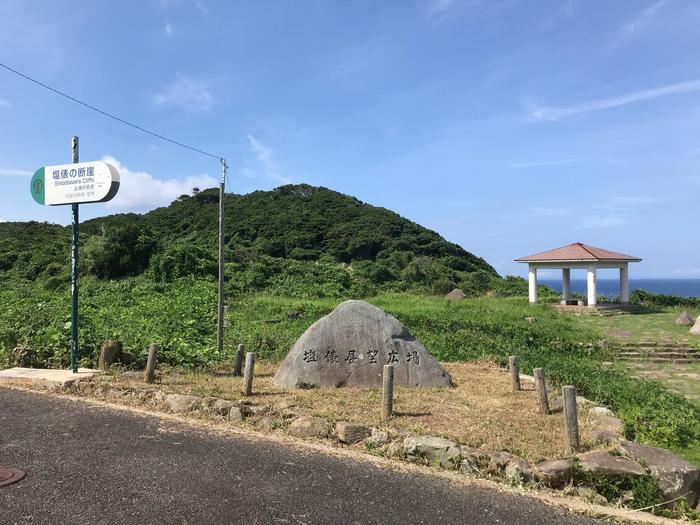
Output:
top-left (216, 158), bottom-right (227, 353)
top-left (70, 136), bottom-right (79, 373)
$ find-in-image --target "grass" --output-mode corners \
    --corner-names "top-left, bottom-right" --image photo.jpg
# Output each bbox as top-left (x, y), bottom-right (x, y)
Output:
top-left (101, 360), bottom-right (601, 462)
top-left (626, 361), bottom-right (700, 405)
top-left (576, 307), bottom-right (700, 346)
top-left (1, 279), bottom-right (698, 467)
top-left (223, 294), bottom-right (700, 466)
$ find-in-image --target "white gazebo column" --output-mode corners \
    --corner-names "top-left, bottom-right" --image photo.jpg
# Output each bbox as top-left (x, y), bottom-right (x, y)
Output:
top-left (528, 264), bottom-right (538, 304)
top-left (620, 264), bottom-right (630, 304)
top-left (562, 268), bottom-right (571, 302)
top-left (587, 266), bottom-right (597, 307)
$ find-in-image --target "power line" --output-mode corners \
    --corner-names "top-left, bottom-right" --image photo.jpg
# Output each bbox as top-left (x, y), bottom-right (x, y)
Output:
top-left (0, 62), bottom-right (224, 161)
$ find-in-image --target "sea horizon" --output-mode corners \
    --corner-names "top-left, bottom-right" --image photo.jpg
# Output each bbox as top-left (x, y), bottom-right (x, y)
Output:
top-left (539, 278), bottom-right (700, 299)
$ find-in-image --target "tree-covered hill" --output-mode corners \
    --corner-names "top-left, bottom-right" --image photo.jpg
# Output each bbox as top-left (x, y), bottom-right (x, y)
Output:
top-left (0, 184), bottom-right (512, 296)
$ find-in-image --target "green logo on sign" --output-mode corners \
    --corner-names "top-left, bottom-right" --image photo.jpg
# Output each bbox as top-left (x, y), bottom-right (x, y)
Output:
top-left (30, 167), bottom-right (45, 205)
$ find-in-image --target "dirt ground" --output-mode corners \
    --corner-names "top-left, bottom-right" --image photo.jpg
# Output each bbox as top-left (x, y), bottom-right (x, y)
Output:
top-left (100, 360), bottom-right (600, 462)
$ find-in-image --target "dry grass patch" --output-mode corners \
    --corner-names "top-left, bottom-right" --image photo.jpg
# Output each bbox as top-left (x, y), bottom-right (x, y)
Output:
top-left (102, 360), bottom-right (597, 462)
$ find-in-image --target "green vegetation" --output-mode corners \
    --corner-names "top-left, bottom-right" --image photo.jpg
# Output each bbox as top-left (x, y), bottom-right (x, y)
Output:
top-left (572, 460), bottom-right (662, 510)
top-left (0, 185), bottom-right (503, 296)
top-left (1, 275), bottom-right (697, 465)
top-left (576, 306), bottom-right (700, 346)
top-left (0, 185), bottom-right (698, 467)
top-left (631, 289), bottom-right (700, 309)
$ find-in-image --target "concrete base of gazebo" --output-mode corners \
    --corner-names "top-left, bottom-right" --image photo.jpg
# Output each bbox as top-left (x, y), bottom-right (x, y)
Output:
top-left (551, 302), bottom-right (639, 314)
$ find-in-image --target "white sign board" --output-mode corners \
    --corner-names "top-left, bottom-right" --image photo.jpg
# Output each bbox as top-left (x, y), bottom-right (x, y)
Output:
top-left (30, 161), bottom-right (120, 206)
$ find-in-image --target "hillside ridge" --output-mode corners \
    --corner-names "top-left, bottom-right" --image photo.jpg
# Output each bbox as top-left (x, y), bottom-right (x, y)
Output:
top-left (0, 183), bottom-right (496, 295)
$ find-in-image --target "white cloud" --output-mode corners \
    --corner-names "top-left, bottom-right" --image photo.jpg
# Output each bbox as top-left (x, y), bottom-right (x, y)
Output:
top-left (164, 22), bottom-right (173, 36)
top-left (538, 0), bottom-right (575, 30)
top-left (428, 0), bottom-right (455, 15)
top-left (576, 214), bottom-right (623, 229)
top-left (530, 79), bottom-right (700, 121)
top-left (246, 135), bottom-right (292, 185)
top-left (673, 267), bottom-right (700, 277)
top-left (521, 207), bottom-right (573, 218)
top-left (102, 156), bottom-right (217, 211)
top-left (195, 1), bottom-right (209, 14)
top-left (507, 157), bottom-right (586, 168)
top-left (623, 0), bottom-right (667, 33)
top-left (607, 195), bottom-right (658, 207)
top-left (0, 168), bottom-right (31, 176)
top-left (152, 73), bottom-right (213, 111)
top-left (0, 98), bottom-right (10, 107)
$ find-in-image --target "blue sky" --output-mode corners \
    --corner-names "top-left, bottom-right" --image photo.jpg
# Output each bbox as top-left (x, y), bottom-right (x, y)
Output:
top-left (1, 0), bottom-right (699, 279)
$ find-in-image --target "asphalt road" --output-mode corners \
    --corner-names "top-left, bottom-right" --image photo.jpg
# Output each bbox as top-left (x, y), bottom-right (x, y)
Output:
top-left (0, 388), bottom-right (602, 525)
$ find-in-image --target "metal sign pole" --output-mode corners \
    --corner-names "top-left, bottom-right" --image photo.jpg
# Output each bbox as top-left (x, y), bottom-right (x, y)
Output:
top-left (70, 136), bottom-right (79, 373)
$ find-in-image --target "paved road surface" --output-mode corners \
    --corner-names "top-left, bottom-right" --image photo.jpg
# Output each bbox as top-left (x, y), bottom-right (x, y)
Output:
top-left (0, 388), bottom-right (601, 524)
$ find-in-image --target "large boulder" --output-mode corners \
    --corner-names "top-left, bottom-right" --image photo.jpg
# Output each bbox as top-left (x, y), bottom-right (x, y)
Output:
top-left (675, 311), bottom-right (695, 326)
top-left (273, 300), bottom-right (452, 388)
top-left (620, 441), bottom-right (700, 507)
top-left (577, 451), bottom-right (645, 477)
top-left (690, 316), bottom-right (700, 335)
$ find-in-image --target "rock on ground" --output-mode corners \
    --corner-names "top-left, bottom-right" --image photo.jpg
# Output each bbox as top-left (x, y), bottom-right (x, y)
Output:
top-left (550, 395), bottom-right (594, 412)
top-left (288, 416), bottom-right (330, 439)
top-left (588, 429), bottom-right (622, 447)
top-left (208, 399), bottom-right (236, 417)
top-left (577, 451), bottom-right (645, 477)
top-left (259, 415), bottom-right (283, 429)
top-left (505, 459), bottom-right (532, 482)
top-left (487, 451), bottom-right (514, 475)
top-left (534, 459), bottom-right (572, 489)
top-left (589, 406), bottom-right (614, 417)
top-left (365, 428), bottom-right (389, 447)
top-left (691, 316), bottom-right (700, 335)
top-left (336, 422), bottom-right (371, 444)
top-left (620, 441), bottom-right (700, 508)
top-left (403, 435), bottom-right (460, 469)
top-left (163, 394), bottom-right (202, 413)
top-left (675, 311), bottom-right (695, 326)
top-left (98, 340), bottom-right (122, 370)
top-left (459, 447), bottom-right (490, 474)
top-left (386, 441), bottom-right (403, 458)
top-left (273, 300), bottom-right (452, 388)
top-left (445, 288), bottom-right (466, 300)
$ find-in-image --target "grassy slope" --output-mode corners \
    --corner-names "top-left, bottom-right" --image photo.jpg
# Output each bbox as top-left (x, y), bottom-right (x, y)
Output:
top-left (576, 307), bottom-right (700, 346)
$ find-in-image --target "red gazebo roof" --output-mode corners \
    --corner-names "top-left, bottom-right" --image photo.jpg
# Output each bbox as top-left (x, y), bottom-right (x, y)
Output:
top-left (515, 242), bottom-right (641, 263)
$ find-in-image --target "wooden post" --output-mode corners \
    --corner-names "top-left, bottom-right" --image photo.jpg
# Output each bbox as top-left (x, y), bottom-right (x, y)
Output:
top-left (243, 352), bottom-right (256, 396)
top-left (563, 385), bottom-right (580, 453)
top-left (382, 365), bottom-right (394, 420)
top-left (534, 368), bottom-right (549, 415)
top-left (509, 356), bottom-right (520, 392)
top-left (234, 344), bottom-right (245, 377)
top-left (145, 343), bottom-right (159, 384)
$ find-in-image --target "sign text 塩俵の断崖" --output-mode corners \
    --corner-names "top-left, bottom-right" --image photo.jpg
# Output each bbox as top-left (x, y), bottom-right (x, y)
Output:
top-left (30, 161), bottom-right (120, 206)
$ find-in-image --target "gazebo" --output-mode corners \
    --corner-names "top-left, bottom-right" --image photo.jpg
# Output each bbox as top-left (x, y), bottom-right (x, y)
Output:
top-left (515, 242), bottom-right (642, 307)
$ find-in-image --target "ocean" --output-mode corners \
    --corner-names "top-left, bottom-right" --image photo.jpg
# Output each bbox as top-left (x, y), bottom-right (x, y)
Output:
top-left (539, 278), bottom-right (700, 298)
